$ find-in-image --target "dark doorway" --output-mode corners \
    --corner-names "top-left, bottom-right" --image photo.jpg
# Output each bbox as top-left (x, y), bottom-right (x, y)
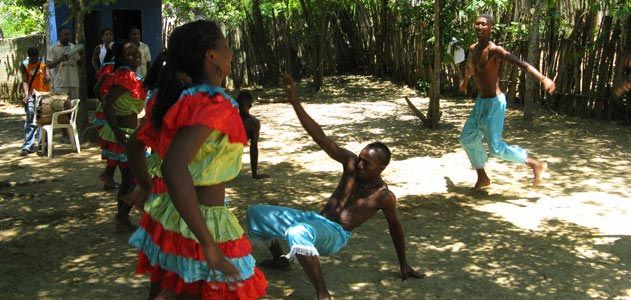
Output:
top-left (84, 10), bottom-right (102, 97)
top-left (112, 10), bottom-right (142, 41)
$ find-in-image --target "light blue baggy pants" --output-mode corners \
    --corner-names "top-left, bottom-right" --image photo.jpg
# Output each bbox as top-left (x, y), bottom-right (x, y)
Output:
top-left (460, 93), bottom-right (528, 169)
top-left (246, 204), bottom-right (351, 259)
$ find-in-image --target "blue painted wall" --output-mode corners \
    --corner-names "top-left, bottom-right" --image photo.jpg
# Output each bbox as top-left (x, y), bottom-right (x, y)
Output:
top-left (51, 0), bottom-right (162, 58)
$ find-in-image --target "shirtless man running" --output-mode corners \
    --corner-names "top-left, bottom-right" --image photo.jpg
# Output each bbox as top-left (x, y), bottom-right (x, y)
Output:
top-left (246, 74), bottom-right (424, 299)
top-left (459, 14), bottom-right (555, 189)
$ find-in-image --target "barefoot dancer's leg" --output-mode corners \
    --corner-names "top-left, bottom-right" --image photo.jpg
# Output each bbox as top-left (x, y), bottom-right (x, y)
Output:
top-left (460, 99), bottom-right (489, 188)
top-left (116, 167), bottom-right (136, 232)
top-left (100, 164), bottom-right (119, 189)
top-left (474, 168), bottom-right (491, 189)
top-left (526, 157), bottom-right (547, 185)
top-left (296, 254), bottom-right (331, 300)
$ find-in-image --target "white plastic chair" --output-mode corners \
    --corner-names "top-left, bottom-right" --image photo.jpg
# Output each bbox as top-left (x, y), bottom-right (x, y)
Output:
top-left (38, 99), bottom-right (81, 157)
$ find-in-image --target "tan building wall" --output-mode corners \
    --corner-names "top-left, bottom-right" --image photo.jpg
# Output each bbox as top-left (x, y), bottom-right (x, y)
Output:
top-left (0, 34), bottom-right (46, 103)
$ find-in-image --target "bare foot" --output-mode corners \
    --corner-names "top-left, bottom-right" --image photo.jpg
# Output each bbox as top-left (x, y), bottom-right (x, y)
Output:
top-left (259, 257), bottom-right (292, 271)
top-left (98, 173), bottom-right (118, 190)
top-left (532, 161), bottom-right (548, 186)
top-left (473, 177), bottom-right (491, 190)
top-left (316, 292), bottom-right (332, 300)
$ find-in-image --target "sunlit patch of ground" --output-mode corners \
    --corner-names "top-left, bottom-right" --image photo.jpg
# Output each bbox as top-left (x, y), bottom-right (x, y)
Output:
top-left (1, 75), bottom-right (630, 299)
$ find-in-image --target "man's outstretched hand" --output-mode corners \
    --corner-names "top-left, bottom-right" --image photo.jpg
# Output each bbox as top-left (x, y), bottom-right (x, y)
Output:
top-left (401, 263), bottom-right (425, 281)
top-left (280, 73), bottom-right (298, 104)
top-left (542, 77), bottom-right (556, 95)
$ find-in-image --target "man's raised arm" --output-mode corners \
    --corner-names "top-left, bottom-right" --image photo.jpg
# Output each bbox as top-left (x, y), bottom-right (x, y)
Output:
top-left (281, 74), bottom-right (353, 164)
top-left (492, 45), bottom-right (556, 94)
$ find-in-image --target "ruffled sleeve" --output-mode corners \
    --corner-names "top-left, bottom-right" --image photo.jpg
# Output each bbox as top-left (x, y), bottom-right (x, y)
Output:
top-left (153, 91), bottom-right (247, 156)
top-left (100, 67), bottom-right (147, 100)
top-left (96, 64), bottom-right (114, 81)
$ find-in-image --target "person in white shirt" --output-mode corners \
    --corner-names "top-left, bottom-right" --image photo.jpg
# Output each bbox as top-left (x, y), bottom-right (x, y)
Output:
top-left (129, 27), bottom-right (151, 78)
top-left (91, 28), bottom-right (114, 75)
top-left (46, 26), bottom-right (83, 99)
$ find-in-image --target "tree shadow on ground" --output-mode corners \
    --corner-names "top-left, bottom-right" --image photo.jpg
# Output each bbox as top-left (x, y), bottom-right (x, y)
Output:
top-left (304, 195), bottom-right (628, 298)
top-left (229, 159), bottom-right (630, 299)
top-left (0, 174), bottom-right (146, 299)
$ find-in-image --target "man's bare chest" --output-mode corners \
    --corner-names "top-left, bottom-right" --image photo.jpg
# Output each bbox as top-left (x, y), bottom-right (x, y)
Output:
top-left (474, 49), bottom-right (501, 71)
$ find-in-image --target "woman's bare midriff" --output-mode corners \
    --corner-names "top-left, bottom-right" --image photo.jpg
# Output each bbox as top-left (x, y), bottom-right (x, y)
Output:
top-left (195, 184), bottom-right (226, 206)
top-left (116, 114), bottom-right (138, 129)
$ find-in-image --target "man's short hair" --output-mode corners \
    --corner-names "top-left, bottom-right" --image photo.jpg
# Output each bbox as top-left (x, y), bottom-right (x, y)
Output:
top-left (27, 47), bottom-right (39, 57)
top-left (236, 91), bottom-right (254, 105)
top-left (366, 142), bottom-right (391, 166)
top-left (479, 14), bottom-right (494, 26)
top-left (129, 27), bottom-right (140, 34)
top-left (58, 26), bottom-right (69, 33)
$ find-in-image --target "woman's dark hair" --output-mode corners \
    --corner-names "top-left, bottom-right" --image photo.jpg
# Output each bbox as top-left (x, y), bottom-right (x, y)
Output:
top-left (143, 51), bottom-right (166, 90)
top-left (111, 39), bottom-right (134, 69)
top-left (152, 20), bottom-right (223, 128)
top-left (101, 28), bottom-right (112, 36)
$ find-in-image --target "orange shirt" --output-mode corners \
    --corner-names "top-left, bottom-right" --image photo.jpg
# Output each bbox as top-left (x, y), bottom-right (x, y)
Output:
top-left (22, 58), bottom-right (50, 92)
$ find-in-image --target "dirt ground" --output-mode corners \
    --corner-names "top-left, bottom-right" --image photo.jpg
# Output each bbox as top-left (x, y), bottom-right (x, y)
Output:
top-left (1, 75), bottom-right (630, 299)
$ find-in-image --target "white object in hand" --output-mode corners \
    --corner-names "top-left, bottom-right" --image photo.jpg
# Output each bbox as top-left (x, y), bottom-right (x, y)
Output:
top-left (65, 44), bottom-right (85, 57)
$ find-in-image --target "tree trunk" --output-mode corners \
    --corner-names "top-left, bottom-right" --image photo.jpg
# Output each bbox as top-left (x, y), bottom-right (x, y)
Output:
top-left (73, 0), bottom-right (89, 134)
top-left (427, 0), bottom-right (441, 128)
top-left (523, 0), bottom-right (542, 123)
top-left (251, 0), bottom-right (278, 85)
top-left (313, 0), bottom-right (328, 91)
top-left (376, 0), bottom-right (388, 76)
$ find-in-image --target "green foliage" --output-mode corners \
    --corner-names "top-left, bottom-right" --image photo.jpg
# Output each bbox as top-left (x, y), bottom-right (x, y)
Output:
top-left (0, 0), bottom-right (44, 38)
top-left (15, 0), bottom-right (45, 8)
top-left (163, 0), bottom-right (249, 28)
top-left (416, 80), bottom-right (430, 95)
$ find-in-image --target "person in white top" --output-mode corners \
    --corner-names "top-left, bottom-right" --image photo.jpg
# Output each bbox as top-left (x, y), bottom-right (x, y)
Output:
top-left (129, 27), bottom-right (151, 78)
top-left (46, 26), bottom-right (84, 99)
top-left (91, 28), bottom-right (113, 75)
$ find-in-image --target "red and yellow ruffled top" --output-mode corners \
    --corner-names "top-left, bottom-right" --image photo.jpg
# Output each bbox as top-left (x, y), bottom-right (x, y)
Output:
top-left (137, 84), bottom-right (247, 185)
top-left (100, 66), bottom-right (147, 116)
top-left (96, 62), bottom-right (115, 82)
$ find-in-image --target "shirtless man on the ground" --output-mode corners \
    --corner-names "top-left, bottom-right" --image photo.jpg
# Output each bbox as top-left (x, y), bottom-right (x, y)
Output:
top-left (459, 14), bottom-right (555, 189)
top-left (246, 74), bottom-right (424, 299)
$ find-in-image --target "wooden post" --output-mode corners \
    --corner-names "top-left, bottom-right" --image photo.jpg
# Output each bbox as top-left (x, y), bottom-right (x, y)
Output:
top-left (73, 0), bottom-right (89, 134)
top-left (524, 0), bottom-right (542, 123)
top-left (427, 0), bottom-right (441, 128)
